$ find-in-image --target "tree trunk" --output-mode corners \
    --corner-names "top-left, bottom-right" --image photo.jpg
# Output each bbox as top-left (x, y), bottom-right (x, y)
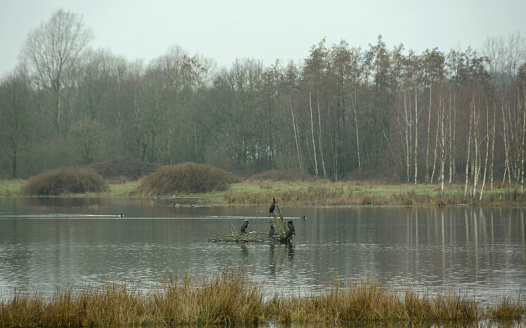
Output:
top-left (440, 95), bottom-right (445, 195)
top-left (464, 95), bottom-right (474, 199)
top-left (414, 86), bottom-right (418, 184)
top-left (501, 99), bottom-right (511, 192)
top-left (309, 89), bottom-right (319, 176)
top-left (425, 84), bottom-right (432, 183)
top-left (480, 100), bottom-right (490, 201)
top-left (490, 101), bottom-right (496, 195)
top-left (351, 89), bottom-right (362, 171)
top-left (403, 92), bottom-right (411, 182)
top-left (449, 92), bottom-right (457, 184)
top-left (289, 96), bottom-right (303, 171)
top-left (317, 97), bottom-right (327, 178)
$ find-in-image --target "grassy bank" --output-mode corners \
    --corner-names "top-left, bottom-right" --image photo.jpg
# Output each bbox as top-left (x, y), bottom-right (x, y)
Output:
top-left (226, 181), bottom-right (526, 206)
top-left (0, 269), bottom-right (524, 327)
top-left (2, 179), bottom-right (525, 206)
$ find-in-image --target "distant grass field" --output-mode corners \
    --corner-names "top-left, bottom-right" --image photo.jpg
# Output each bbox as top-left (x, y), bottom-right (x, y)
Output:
top-left (1, 178), bottom-right (523, 206)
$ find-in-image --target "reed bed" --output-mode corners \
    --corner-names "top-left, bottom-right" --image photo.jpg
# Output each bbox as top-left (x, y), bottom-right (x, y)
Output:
top-left (1, 269), bottom-right (524, 327)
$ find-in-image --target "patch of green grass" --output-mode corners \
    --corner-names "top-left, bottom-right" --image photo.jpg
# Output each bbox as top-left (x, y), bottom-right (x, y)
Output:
top-left (107, 181), bottom-right (140, 196)
top-left (0, 179), bottom-right (25, 196)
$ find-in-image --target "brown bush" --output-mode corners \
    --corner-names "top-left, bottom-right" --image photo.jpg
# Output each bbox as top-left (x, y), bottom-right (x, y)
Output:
top-left (21, 168), bottom-right (109, 195)
top-left (87, 157), bottom-right (160, 181)
top-left (247, 170), bottom-right (321, 182)
top-left (134, 162), bottom-right (239, 196)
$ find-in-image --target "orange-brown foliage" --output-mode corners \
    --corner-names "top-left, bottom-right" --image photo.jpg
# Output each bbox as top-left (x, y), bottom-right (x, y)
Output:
top-left (134, 162), bottom-right (239, 196)
top-left (21, 167), bottom-right (109, 195)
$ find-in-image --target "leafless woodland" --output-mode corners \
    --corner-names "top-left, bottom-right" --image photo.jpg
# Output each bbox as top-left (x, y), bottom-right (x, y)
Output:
top-left (1, 10), bottom-right (526, 198)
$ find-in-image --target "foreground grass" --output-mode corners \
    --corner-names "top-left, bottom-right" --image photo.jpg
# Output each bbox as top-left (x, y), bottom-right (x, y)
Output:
top-left (0, 269), bottom-right (524, 327)
top-left (2, 178), bottom-right (525, 206)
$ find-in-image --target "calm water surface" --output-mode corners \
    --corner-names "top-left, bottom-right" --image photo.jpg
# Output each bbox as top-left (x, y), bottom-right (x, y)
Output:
top-left (0, 197), bottom-right (525, 306)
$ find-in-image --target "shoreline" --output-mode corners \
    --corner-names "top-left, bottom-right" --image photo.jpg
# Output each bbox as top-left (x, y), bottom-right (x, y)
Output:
top-left (2, 179), bottom-right (526, 207)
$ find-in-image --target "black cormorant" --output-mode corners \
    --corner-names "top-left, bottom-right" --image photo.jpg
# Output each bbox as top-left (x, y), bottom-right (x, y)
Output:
top-left (269, 224), bottom-right (275, 238)
top-left (287, 220), bottom-right (296, 235)
top-left (269, 198), bottom-right (276, 217)
top-left (240, 219), bottom-right (249, 234)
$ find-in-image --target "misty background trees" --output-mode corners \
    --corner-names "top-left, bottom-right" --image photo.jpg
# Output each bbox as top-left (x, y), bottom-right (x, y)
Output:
top-left (1, 10), bottom-right (525, 195)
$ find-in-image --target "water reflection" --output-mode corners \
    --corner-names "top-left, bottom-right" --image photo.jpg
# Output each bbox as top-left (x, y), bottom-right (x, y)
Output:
top-left (0, 198), bottom-right (525, 306)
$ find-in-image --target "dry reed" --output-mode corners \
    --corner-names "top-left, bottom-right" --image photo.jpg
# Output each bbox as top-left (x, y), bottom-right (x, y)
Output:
top-left (1, 270), bottom-right (524, 327)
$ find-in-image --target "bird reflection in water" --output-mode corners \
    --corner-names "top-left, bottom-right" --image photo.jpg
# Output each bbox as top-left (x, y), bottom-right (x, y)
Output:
top-left (240, 243), bottom-right (248, 259)
top-left (287, 243), bottom-right (294, 260)
top-left (268, 242), bottom-right (276, 277)
top-left (267, 242), bottom-right (295, 278)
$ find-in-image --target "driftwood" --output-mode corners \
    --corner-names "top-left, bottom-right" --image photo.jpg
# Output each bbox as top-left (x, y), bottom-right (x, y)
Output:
top-left (209, 203), bottom-right (294, 244)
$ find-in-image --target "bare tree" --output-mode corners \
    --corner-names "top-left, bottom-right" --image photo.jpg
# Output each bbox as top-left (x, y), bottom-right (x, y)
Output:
top-left (0, 70), bottom-right (36, 178)
top-left (69, 120), bottom-right (105, 164)
top-left (19, 9), bottom-right (93, 135)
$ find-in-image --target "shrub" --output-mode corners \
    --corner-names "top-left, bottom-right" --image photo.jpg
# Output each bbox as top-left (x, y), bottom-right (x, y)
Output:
top-left (134, 162), bottom-right (239, 196)
top-left (87, 157), bottom-right (160, 181)
top-left (21, 167), bottom-right (109, 195)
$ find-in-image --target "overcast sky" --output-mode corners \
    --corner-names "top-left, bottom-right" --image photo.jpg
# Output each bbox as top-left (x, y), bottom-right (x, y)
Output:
top-left (1, 0), bottom-right (525, 76)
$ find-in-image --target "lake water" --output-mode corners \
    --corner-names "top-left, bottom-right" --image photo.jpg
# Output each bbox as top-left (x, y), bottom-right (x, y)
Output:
top-left (0, 197), bottom-right (525, 306)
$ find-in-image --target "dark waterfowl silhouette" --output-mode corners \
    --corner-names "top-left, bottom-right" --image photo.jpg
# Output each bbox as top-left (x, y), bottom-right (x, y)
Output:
top-left (240, 219), bottom-right (249, 234)
top-left (269, 224), bottom-right (275, 238)
top-left (287, 220), bottom-right (295, 235)
top-left (268, 198), bottom-right (276, 217)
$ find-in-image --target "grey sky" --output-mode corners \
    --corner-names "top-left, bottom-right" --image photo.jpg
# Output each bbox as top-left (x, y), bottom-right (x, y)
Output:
top-left (1, 0), bottom-right (525, 76)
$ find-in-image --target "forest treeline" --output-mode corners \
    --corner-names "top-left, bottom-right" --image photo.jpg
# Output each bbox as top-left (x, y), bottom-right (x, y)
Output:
top-left (1, 10), bottom-right (526, 197)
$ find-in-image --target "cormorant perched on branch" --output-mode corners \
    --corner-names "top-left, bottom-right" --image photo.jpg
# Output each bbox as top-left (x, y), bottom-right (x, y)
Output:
top-left (269, 224), bottom-right (275, 238)
top-left (240, 219), bottom-right (249, 234)
top-left (287, 220), bottom-right (295, 235)
top-left (269, 198), bottom-right (276, 217)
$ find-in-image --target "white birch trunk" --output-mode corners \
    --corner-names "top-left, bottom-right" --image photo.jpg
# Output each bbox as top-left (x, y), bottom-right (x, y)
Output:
top-left (430, 114), bottom-right (439, 183)
top-left (414, 87), bottom-right (418, 184)
top-left (480, 101), bottom-right (490, 201)
top-left (403, 92), bottom-right (411, 181)
top-left (351, 90), bottom-right (362, 171)
top-left (317, 97), bottom-right (327, 178)
top-left (425, 84), bottom-right (432, 183)
top-left (309, 89), bottom-right (319, 176)
top-left (440, 95), bottom-right (446, 195)
top-left (501, 100), bottom-right (511, 192)
top-left (449, 92), bottom-right (456, 184)
top-left (289, 96), bottom-right (303, 171)
top-left (464, 95), bottom-right (474, 199)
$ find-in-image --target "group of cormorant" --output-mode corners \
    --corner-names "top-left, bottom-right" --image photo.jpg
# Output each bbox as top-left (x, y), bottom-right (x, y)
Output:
top-left (240, 198), bottom-right (296, 240)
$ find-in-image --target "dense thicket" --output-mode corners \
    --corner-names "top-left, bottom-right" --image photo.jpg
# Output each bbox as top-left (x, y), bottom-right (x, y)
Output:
top-left (1, 10), bottom-right (525, 199)
top-left (21, 167), bottom-right (108, 195)
top-left (134, 162), bottom-right (239, 195)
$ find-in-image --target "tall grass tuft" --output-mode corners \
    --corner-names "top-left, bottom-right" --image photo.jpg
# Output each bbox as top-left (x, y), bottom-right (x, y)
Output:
top-left (486, 295), bottom-right (525, 320)
top-left (152, 269), bottom-right (265, 325)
